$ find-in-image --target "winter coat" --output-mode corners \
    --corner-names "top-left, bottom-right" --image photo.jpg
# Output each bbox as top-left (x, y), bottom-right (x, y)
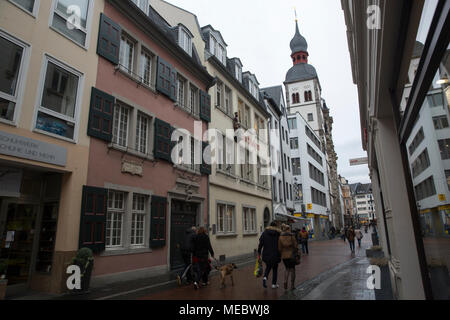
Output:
top-left (192, 233), bottom-right (214, 259)
top-left (347, 229), bottom-right (355, 242)
top-left (299, 230), bottom-right (309, 242)
top-left (278, 232), bottom-right (298, 260)
top-left (258, 226), bottom-right (281, 264)
top-left (180, 228), bottom-right (196, 254)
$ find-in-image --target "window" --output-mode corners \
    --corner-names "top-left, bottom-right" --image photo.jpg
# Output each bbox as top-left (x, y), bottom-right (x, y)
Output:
top-left (224, 87), bottom-right (232, 115)
top-left (51, 0), bottom-right (91, 47)
top-left (279, 180), bottom-right (283, 203)
top-left (9, 0), bottom-right (38, 15)
top-left (414, 176), bottom-right (436, 201)
top-left (131, 0), bottom-right (149, 14)
top-left (411, 148), bottom-right (430, 178)
top-left (235, 65), bottom-right (242, 82)
top-left (119, 33), bottom-right (135, 74)
top-left (140, 49), bottom-right (153, 87)
top-left (244, 106), bottom-right (250, 128)
top-left (177, 75), bottom-right (187, 108)
top-left (290, 138), bottom-right (299, 150)
top-left (408, 127), bottom-right (425, 155)
top-left (36, 57), bottom-right (82, 140)
top-left (285, 182), bottom-right (289, 201)
top-left (307, 113), bottom-right (314, 122)
top-left (309, 162), bottom-right (324, 186)
top-left (427, 92), bottom-right (444, 108)
top-left (305, 126), bottom-right (321, 149)
top-left (243, 207), bottom-right (256, 233)
top-left (217, 203), bottom-right (235, 234)
top-left (446, 170), bottom-right (450, 191)
top-left (112, 102), bottom-right (130, 147)
top-left (433, 115), bottom-right (449, 129)
top-left (438, 139), bottom-right (450, 160)
top-left (288, 118), bottom-right (297, 130)
top-left (135, 112), bottom-right (149, 154)
top-left (311, 187), bottom-right (326, 207)
top-left (307, 144), bottom-right (323, 166)
top-left (273, 178), bottom-right (277, 201)
top-left (106, 191), bottom-right (125, 247)
top-left (216, 81), bottom-right (223, 108)
top-left (210, 36), bottom-right (217, 55)
top-left (179, 27), bottom-right (192, 56)
top-left (305, 91), bottom-right (313, 102)
top-left (131, 194), bottom-right (146, 246)
top-left (0, 32), bottom-right (27, 122)
top-left (292, 158), bottom-right (301, 175)
top-left (296, 184), bottom-right (303, 202)
top-left (189, 85), bottom-right (199, 116)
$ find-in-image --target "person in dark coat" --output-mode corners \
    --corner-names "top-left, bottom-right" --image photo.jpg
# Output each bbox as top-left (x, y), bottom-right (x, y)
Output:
top-left (258, 221), bottom-right (281, 289)
top-left (177, 226), bottom-right (196, 285)
top-left (192, 226), bottom-right (215, 289)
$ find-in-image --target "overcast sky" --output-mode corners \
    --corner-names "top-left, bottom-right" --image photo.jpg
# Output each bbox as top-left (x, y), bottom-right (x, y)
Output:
top-left (165, 0), bottom-right (371, 184)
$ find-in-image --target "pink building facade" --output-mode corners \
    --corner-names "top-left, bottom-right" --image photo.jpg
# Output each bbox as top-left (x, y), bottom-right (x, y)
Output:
top-left (81, 0), bottom-right (214, 281)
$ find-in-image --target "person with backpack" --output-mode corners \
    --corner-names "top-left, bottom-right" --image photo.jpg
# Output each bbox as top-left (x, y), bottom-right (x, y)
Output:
top-left (356, 229), bottom-right (364, 248)
top-left (278, 224), bottom-right (299, 291)
top-left (258, 221), bottom-right (281, 289)
top-left (347, 226), bottom-right (356, 253)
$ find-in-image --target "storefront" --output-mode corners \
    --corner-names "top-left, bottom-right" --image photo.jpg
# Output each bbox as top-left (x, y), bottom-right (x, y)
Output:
top-left (0, 166), bottom-right (62, 296)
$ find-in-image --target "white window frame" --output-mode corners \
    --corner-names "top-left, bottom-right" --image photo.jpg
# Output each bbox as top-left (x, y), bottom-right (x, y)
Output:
top-left (242, 206), bottom-right (257, 234)
top-left (106, 190), bottom-right (126, 248)
top-left (224, 86), bottom-right (232, 116)
top-left (33, 54), bottom-right (84, 143)
top-left (0, 29), bottom-right (30, 126)
top-left (216, 202), bottom-right (236, 235)
top-left (135, 111), bottom-right (149, 155)
top-left (119, 32), bottom-right (136, 75)
top-left (49, 0), bottom-right (94, 49)
top-left (131, 193), bottom-right (147, 247)
top-left (131, 0), bottom-right (149, 14)
top-left (179, 27), bottom-right (192, 56)
top-left (177, 74), bottom-right (187, 108)
top-left (8, 0), bottom-right (40, 17)
top-left (140, 48), bottom-right (154, 88)
top-left (113, 102), bottom-right (131, 148)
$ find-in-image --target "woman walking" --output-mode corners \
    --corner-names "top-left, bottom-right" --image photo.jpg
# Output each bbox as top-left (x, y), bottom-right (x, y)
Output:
top-left (258, 221), bottom-right (281, 289)
top-left (278, 224), bottom-right (299, 291)
top-left (192, 226), bottom-right (215, 289)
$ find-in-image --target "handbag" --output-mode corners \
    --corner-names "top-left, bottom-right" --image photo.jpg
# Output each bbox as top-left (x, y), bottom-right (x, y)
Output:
top-left (254, 256), bottom-right (263, 278)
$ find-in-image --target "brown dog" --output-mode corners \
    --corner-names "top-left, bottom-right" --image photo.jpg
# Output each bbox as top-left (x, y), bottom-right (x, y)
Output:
top-left (215, 263), bottom-right (237, 288)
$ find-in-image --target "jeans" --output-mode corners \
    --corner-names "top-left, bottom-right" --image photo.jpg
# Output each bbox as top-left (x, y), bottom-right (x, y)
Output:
top-left (357, 239), bottom-right (362, 247)
top-left (194, 257), bottom-right (209, 284)
top-left (349, 240), bottom-right (355, 252)
top-left (180, 252), bottom-right (193, 281)
top-left (301, 241), bottom-right (309, 254)
top-left (263, 261), bottom-right (279, 285)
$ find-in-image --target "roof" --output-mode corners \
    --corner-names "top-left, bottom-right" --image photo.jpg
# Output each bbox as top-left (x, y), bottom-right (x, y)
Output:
top-left (201, 24), bottom-right (228, 46)
top-left (285, 63), bottom-right (318, 83)
top-left (349, 183), bottom-right (372, 195)
top-left (290, 21), bottom-right (308, 54)
top-left (261, 86), bottom-right (283, 108)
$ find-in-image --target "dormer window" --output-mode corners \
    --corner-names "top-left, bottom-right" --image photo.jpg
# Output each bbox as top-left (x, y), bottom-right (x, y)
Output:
top-left (179, 26), bottom-right (192, 56)
top-left (235, 64), bottom-right (242, 82)
top-left (210, 35), bottom-right (226, 65)
top-left (131, 0), bottom-right (149, 14)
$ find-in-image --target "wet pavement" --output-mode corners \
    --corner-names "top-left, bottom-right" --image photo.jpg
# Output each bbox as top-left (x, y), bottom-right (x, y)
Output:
top-left (129, 233), bottom-right (372, 300)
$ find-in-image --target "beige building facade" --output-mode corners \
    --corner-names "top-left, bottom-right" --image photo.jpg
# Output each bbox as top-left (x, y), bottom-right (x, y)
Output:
top-left (0, 0), bottom-right (103, 295)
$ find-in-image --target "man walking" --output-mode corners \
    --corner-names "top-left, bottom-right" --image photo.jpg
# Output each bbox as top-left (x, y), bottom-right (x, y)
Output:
top-left (347, 226), bottom-right (356, 254)
top-left (177, 226), bottom-right (196, 285)
top-left (258, 221), bottom-right (281, 289)
top-left (299, 227), bottom-right (309, 255)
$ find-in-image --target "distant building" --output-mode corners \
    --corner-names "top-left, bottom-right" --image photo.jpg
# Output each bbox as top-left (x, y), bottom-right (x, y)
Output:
top-left (349, 183), bottom-right (374, 225)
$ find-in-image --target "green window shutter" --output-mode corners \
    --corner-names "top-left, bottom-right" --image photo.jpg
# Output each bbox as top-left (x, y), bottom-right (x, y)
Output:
top-left (156, 57), bottom-right (174, 100)
top-left (150, 196), bottom-right (167, 248)
top-left (97, 13), bottom-right (121, 65)
top-left (200, 141), bottom-right (211, 175)
top-left (170, 67), bottom-right (178, 102)
top-left (199, 90), bottom-right (211, 122)
top-left (154, 118), bottom-right (173, 162)
top-left (79, 186), bottom-right (107, 253)
top-left (88, 87), bottom-right (115, 142)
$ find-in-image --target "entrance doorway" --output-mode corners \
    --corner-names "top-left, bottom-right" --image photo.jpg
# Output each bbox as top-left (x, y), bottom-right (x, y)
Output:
top-left (0, 202), bottom-right (38, 286)
top-left (170, 200), bottom-right (198, 270)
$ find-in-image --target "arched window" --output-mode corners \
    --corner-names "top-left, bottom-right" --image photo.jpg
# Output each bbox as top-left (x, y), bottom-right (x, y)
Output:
top-left (292, 93), bottom-right (296, 104)
top-left (295, 93), bottom-right (300, 104)
top-left (304, 91), bottom-right (308, 101)
top-left (308, 91), bottom-right (313, 101)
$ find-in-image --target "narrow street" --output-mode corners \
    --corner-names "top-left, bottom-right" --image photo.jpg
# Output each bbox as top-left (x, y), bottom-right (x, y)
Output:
top-left (103, 232), bottom-right (373, 300)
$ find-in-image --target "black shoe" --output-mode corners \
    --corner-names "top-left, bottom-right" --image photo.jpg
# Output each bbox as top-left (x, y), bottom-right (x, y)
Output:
top-left (263, 277), bottom-right (267, 288)
top-left (194, 282), bottom-right (199, 290)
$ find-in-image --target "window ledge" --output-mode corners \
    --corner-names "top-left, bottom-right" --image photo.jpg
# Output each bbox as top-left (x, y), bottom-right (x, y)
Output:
top-left (173, 164), bottom-right (202, 176)
top-left (101, 247), bottom-right (152, 257)
top-left (115, 66), bottom-right (157, 94)
top-left (108, 143), bottom-right (155, 161)
top-left (0, 118), bottom-right (17, 127)
top-left (240, 178), bottom-right (256, 186)
top-left (216, 169), bottom-right (237, 179)
top-left (33, 128), bottom-right (76, 144)
top-left (216, 233), bottom-right (238, 238)
top-left (215, 105), bottom-right (233, 120)
top-left (173, 103), bottom-right (201, 121)
top-left (243, 232), bottom-right (258, 237)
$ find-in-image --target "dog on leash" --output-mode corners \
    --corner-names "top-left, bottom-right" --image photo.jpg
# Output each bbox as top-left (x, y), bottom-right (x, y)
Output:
top-left (215, 263), bottom-right (238, 288)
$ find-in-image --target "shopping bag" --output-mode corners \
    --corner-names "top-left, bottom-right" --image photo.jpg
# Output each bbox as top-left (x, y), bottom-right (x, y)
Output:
top-left (254, 256), bottom-right (263, 278)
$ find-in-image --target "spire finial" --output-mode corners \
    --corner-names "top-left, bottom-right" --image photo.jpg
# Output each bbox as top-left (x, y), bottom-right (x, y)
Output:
top-left (294, 7), bottom-right (298, 22)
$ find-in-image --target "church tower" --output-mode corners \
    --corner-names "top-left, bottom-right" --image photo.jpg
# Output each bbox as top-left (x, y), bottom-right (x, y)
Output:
top-left (284, 19), bottom-right (325, 142)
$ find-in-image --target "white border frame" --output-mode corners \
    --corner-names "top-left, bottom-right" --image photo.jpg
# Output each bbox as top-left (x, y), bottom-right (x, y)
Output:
top-left (48, 0), bottom-right (94, 50)
top-left (31, 53), bottom-right (84, 143)
top-left (7, 0), bottom-right (40, 18)
top-left (0, 28), bottom-right (31, 127)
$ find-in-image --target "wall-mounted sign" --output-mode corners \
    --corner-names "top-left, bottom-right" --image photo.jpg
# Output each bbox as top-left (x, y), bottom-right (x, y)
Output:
top-left (438, 194), bottom-right (446, 202)
top-left (307, 213), bottom-right (314, 218)
top-left (307, 204), bottom-right (312, 210)
top-left (122, 160), bottom-right (143, 176)
top-left (349, 157), bottom-right (368, 166)
top-left (0, 130), bottom-right (67, 166)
